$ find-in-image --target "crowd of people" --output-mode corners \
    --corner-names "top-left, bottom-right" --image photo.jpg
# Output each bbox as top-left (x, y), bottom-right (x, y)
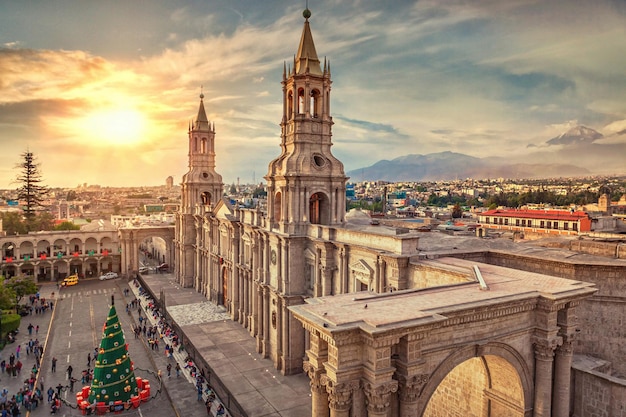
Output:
top-left (132, 279), bottom-right (229, 416)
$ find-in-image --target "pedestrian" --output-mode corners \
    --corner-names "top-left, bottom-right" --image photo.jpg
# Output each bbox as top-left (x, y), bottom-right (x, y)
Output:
top-left (216, 404), bottom-right (225, 416)
top-left (67, 365), bottom-right (73, 379)
top-left (47, 387), bottom-right (54, 403)
top-left (56, 383), bottom-right (64, 396)
top-left (28, 323), bottom-right (33, 335)
top-left (51, 357), bottom-right (57, 372)
top-left (87, 352), bottom-right (91, 367)
top-left (197, 385), bottom-right (203, 401)
top-left (15, 345), bottom-right (21, 359)
top-left (69, 377), bottom-right (77, 392)
top-left (166, 363), bottom-right (172, 378)
top-left (205, 399), bottom-right (212, 415)
top-left (175, 363), bottom-right (181, 378)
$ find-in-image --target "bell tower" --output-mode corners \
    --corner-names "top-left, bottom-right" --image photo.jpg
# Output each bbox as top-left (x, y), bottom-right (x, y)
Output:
top-left (177, 93), bottom-right (223, 288)
top-left (265, 8), bottom-right (348, 235)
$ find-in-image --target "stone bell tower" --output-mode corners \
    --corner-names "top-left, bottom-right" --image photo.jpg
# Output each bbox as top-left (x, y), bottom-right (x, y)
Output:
top-left (265, 8), bottom-right (348, 235)
top-left (176, 93), bottom-right (223, 287)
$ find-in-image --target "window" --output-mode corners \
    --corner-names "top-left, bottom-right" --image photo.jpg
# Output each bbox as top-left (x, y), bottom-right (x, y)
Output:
top-left (547, 221), bottom-right (552, 229)
top-left (522, 219), bottom-right (526, 227)
top-left (504, 218), bottom-right (509, 225)
top-left (564, 222), bottom-right (569, 230)
top-left (540, 221), bottom-right (545, 228)
top-left (573, 223), bottom-right (578, 231)
top-left (516, 219), bottom-right (520, 226)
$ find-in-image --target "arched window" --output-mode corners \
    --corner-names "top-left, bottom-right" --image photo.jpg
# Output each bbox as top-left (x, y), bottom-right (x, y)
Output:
top-left (201, 138), bottom-right (207, 153)
top-left (274, 192), bottom-right (282, 222)
top-left (287, 91), bottom-right (294, 119)
top-left (193, 137), bottom-right (198, 152)
top-left (310, 89), bottom-right (320, 118)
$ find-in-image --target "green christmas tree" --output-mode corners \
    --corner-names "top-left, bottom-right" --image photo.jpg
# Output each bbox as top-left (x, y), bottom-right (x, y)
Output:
top-left (88, 303), bottom-right (139, 405)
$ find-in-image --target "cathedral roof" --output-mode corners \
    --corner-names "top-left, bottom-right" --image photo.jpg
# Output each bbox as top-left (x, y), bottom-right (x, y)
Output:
top-left (295, 9), bottom-right (322, 76)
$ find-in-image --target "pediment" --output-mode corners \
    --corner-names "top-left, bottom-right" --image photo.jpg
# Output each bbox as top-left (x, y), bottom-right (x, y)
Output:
top-left (304, 248), bottom-right (316, 260)
top-left (349, 259), bottom-right (373, 275)
top-left (215, 198), bottom-right (234, 220)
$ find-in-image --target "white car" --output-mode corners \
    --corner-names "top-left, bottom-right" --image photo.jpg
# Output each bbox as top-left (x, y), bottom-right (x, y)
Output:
top-left (99, 272), bottom-right (118, 280)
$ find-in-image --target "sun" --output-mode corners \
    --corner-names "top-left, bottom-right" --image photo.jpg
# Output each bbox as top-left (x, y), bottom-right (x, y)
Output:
top-left (82, 108), bottom-right (146, 145)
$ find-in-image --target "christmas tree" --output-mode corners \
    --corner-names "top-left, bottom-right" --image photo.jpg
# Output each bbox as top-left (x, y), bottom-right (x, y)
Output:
top-left (88, 300), bottom-right (139, 405)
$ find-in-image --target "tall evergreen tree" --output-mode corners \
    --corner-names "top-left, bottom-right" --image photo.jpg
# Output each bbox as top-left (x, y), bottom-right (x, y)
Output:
top-left (88, 303), bottom-right (139, 405)
top-left (15, 150), bottom-right (49, 230)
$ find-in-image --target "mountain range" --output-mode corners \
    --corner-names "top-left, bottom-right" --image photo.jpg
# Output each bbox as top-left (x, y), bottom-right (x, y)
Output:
top-left (347, 125), bottom-right (626, 182)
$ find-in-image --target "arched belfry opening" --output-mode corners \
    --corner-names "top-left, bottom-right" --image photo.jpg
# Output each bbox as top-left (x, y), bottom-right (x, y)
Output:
top-left (201, 191), bottom-right (212, 206)
top-left (309, 192), bottom-right (329, 225)
top-left (310, 89), bottom-right (320, 118)
top-left (287, 91), bottom-right (294, 119)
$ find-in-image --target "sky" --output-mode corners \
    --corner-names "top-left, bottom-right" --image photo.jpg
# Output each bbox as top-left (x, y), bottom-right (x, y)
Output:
top-left (1, 0), bottom-right (625, 189)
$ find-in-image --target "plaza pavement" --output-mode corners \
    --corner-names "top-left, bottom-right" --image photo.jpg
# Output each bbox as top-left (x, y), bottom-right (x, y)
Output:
top-left (0, 274), bottom-right (312, 417)
top-left (133, 273), bottom-right (312, 417)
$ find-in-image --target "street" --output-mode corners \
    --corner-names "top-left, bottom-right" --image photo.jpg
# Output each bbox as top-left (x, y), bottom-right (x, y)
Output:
top-left (15, 279), bottom-right (175, 417)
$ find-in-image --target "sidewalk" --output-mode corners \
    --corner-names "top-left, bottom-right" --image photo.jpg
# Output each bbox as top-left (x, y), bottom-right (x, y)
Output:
top-left (133, 273), bottom-right (311, 417)
top-left (0, 283), bottom-right (56, 415)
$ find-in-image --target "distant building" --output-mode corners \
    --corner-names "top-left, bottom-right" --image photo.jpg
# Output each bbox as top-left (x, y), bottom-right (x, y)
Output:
top-left (478, 208), bottom-right (592, 235)
top-left (166, 176), bottom-right (174, 189)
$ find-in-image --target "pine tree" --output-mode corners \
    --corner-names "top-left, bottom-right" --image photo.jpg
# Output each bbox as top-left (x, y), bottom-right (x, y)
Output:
top-left (88, 303), bottom-right (139, 405)
top-left (14, 150), bottom-right (49, 230)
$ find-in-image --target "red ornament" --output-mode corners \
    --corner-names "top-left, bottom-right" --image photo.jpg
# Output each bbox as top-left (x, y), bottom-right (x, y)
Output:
top-left (73, 252), bottom-right (79, 257)
top-left (103, 249), bottom-right (109, 256)
top-left (40, 254), bottom-right (47, 260)
top-left (6, 257), bottom-right (13, 263)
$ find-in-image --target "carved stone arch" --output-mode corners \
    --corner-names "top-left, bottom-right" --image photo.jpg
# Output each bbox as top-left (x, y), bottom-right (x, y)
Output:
top-left (218, 223), bottom-right (229, 236)
top-left (303, 248), bottom-right (316, 261)
top-left (350, 259), bottom-right (374, 291)
top-left (416, 342), bottom-right (532, 417)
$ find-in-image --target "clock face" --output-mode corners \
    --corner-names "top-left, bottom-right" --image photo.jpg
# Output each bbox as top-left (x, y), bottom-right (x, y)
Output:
top-left (271, 249), bottom-right (277, 265)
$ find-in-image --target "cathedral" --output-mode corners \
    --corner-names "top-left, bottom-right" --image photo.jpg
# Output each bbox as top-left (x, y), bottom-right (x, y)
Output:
top-left (173, 8), bottom-right (621, 417)
top-left (174, 8), bottom-right (424, 375)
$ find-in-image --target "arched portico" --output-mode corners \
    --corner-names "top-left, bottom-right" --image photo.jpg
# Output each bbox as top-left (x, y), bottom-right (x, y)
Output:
top-left (291, 262), bottom-right (596, 417)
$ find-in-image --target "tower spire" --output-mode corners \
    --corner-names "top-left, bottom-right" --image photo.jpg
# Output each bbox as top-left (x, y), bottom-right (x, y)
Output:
top-left (295, 7), bottom-right (321, 75)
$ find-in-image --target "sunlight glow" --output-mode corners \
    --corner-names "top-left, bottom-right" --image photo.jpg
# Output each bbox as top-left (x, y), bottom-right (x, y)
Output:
top-left (81, 108), bottom-right (147, 145)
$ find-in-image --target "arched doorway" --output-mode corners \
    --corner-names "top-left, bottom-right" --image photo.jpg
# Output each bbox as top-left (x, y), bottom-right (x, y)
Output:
top-left (423, 354), bottom-right (526, 416)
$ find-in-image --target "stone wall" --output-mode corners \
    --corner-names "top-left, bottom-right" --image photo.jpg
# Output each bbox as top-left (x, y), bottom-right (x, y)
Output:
top-left (569, 240), bottom-right (621, 258)
top-left (572, 356), bottom-right (626, 417)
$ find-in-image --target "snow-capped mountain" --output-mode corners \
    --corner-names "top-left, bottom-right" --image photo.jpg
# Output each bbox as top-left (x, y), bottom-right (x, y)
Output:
top-left (546, 125), bottom-right (603, 146)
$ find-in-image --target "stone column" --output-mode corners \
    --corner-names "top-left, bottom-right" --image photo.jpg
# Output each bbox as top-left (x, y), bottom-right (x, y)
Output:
top-left (303, 362), bottom-right (329, 417)
top-left (552, 335), bottom-right (574, 417)
top-left (326, 380), bottom-right (359, 417)
top-left (533, 339), bottom-right (557, 417)
top-left (398, 374), bottom-right (428, 417)
top-left (364, 381), bottom-right (398, 417)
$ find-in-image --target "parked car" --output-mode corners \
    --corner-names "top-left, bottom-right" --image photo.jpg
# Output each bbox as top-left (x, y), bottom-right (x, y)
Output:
top-left (61, 275), bottom-right (79, 287)
top-left (156, 263), bottom-right (169, 271)
top-left (138, 266), bottom-right (150, 274)
top-left (99, 272), bottom-right (118, 280)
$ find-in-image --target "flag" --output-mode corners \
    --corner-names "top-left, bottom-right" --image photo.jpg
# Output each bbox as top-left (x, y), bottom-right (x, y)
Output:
top-left (24, 255), bottom-right (30, 261)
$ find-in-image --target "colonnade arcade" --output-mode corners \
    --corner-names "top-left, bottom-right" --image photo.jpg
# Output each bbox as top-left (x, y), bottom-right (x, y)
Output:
top-left (0, 233), bottom-right (120, 281)
top-left (290, 273), bottom-right (596, 417)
